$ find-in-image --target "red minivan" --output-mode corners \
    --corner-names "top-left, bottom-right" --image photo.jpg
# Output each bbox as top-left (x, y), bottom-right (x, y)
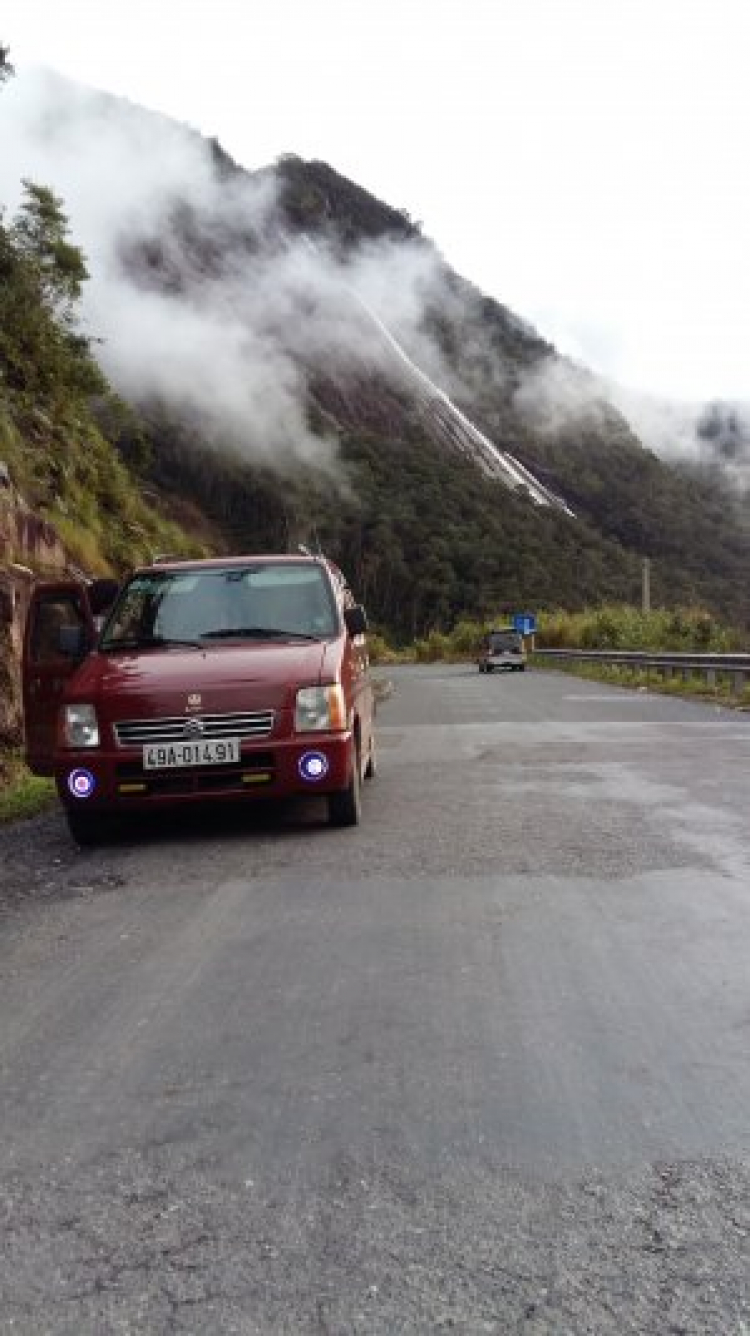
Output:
top-left (22, 555), bottom-right (376, 844)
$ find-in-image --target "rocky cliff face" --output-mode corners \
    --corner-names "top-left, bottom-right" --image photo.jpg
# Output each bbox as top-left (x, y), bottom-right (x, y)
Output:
top-left (1, 469), bottom-right (69, 747)
top-left (0, 571), bottom-right (25, 746)
top-left (0, 638), bottom-right (19, 745)
top-left (1, 473), bottom-right (68, 571)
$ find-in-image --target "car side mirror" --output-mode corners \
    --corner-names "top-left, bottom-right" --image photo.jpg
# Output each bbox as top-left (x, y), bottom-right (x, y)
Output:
top-left (58, 625), bottom-right (88, 659)
top-left (344, 605), bottom-right (368, 637)
top-left (89, 578), bottom-right (120, 616)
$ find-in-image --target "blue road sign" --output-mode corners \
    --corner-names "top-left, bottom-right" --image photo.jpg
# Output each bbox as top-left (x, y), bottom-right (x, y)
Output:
top-left (512, 612), bottom-right (537, 636)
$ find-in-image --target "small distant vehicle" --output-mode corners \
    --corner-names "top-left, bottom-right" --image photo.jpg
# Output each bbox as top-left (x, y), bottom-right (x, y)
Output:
top-left (477, 627), bottom-right (526, 673)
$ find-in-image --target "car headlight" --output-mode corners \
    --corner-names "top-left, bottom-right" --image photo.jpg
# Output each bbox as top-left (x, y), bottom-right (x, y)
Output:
top-left (63, 704), bottom-right (100, 748)
top-left (294, 684), bottom-right (346, 732)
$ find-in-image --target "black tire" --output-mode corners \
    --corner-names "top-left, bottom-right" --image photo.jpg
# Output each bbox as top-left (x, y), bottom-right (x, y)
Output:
top-left (65, 807), bottom-right (111, 846)
top-left (328, 743), bottom-right (362, 827)
top-left (364, 733), bottom-right (377, 780)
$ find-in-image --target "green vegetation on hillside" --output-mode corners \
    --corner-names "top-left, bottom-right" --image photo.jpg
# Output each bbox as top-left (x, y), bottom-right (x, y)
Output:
top-left (140, 399), bottom-right (750, 643)
top-left (275, 155), bottom-right (422, 244)
top-left (0, 117), bottom-right (199, 573)
top-left (537, 604), bottom-right (745, 652)
top-left (513, 425), bottom-right (750, 624)
top-left (142, 419), bottom-right (646, 641)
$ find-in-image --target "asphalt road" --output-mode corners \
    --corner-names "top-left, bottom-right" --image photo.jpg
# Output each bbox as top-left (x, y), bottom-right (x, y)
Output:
top-left (1, 665), bottom-right (749, 1333)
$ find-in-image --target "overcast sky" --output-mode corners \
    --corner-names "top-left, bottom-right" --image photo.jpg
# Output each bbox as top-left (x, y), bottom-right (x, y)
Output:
top-left (3, 0), bottom-right (748, 401)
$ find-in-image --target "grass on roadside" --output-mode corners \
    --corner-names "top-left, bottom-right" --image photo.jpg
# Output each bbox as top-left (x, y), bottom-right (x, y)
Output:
top-left (537, 605), bottom-right (744, 653)
top-left (0, 751), bottom-right (55, 823)
top-left (533, 658), bottom-right (750, 709)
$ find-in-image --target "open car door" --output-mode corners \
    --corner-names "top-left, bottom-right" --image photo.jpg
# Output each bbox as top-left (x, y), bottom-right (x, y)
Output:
top-left (22, 580), bottom-right (97, 776)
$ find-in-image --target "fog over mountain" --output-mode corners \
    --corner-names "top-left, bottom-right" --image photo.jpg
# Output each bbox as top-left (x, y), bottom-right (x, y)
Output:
top-left (0, 69), bottom-right (465, 472)
top-left (2, 65), bottom-right (745, 496)
top-left (516, 355), bottom-right (750, 490)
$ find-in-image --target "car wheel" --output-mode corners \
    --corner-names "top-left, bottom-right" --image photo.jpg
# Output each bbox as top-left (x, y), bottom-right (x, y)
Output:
top-left (328, 743), bottom-right (362, 827)
top-left (364, 733), bottom-right (377, 780)
top-left (65, 807), bottom-right (111, 846)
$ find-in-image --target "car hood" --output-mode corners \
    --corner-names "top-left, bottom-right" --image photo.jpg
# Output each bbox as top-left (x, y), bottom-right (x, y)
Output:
top-left (69, 640), bottom-right (339, 718)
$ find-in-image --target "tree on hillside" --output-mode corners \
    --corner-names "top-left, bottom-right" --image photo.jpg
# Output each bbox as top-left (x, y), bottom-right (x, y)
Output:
top-left (11, 182), bottom-right (89, 326)
top-left (0, 43), bottom-right (13, 86)
top-left (0, 183), bottom-right (103, 409)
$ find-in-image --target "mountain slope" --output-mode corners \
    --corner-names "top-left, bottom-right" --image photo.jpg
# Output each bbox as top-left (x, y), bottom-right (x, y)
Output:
top-left (2, 72), bottom-right (749, 634)
top-left (126, 148), bottom-right (750, 631)
top-left (0, 190), bottom-right (203, 574)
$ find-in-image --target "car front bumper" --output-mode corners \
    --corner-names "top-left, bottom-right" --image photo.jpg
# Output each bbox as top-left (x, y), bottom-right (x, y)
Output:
top-left (485, 655), bottom-right (526, 669)
top-left (55, 733), bottom-right (354, 812)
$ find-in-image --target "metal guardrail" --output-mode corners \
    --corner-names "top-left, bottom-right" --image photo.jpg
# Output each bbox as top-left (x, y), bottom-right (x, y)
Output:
top-left (533, 648), bottom-right (750, 695)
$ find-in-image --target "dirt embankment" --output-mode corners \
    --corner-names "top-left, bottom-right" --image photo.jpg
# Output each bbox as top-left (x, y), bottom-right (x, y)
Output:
top-left (0, 573), bottom-right (28, 748)
top-left (1, 475), bottom-right (70, 748)
top-left (0, 617), bottom-right (20, 746)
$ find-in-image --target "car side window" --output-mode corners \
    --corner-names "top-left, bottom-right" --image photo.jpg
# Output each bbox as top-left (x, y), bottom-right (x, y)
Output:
top-left (31, 596), bottom-right (85, 664)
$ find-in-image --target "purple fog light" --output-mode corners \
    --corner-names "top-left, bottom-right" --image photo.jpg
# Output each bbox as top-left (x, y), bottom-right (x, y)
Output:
top-left (298, 751), bottom-right (329, 782)
top-left (68, 768), bottom-right (96, 800)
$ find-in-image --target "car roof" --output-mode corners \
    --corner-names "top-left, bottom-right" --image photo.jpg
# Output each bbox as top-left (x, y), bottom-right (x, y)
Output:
top-left (133, 554), bottom-right (331, 576)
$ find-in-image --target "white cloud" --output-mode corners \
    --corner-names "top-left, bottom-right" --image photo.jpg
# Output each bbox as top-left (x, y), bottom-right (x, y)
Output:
top-left (4, 0), bottom-right (750, 401)
top-left (0, 68), bottom-right (455, 471)
top-left (3, 0), bottom-right (750, 472)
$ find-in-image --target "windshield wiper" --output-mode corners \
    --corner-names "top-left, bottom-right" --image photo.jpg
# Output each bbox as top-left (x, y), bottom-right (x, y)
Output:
top-left (101, 635), bottom-right (203, 651)
top-left (200, 627), bottom-right (322, 642)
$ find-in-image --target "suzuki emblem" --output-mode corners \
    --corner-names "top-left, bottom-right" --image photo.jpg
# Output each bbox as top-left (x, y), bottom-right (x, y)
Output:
top-left (186, 693), bottom-right (202, 711)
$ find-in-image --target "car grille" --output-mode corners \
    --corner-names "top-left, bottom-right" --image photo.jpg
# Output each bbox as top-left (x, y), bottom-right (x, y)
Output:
top-left (114, 710), bottom-right (275, 747)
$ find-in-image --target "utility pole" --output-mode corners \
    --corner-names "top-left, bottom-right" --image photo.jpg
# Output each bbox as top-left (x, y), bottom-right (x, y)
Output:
top-left (642, 557), bottom-right (651, 614)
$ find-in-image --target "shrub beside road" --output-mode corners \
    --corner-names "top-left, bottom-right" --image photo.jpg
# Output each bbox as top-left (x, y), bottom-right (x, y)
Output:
top-left (0, 752), bottom-right (54, 824)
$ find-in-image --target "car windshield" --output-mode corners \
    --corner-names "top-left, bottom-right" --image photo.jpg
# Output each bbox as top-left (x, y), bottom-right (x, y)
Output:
top-left (100, 563), bottom-right (338, 649)
top-left (489, 631), bottom-right (521, 651)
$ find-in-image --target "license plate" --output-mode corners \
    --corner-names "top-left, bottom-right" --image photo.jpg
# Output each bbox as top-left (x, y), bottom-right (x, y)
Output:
top-left (143, 738), bottom-right (241, 770)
